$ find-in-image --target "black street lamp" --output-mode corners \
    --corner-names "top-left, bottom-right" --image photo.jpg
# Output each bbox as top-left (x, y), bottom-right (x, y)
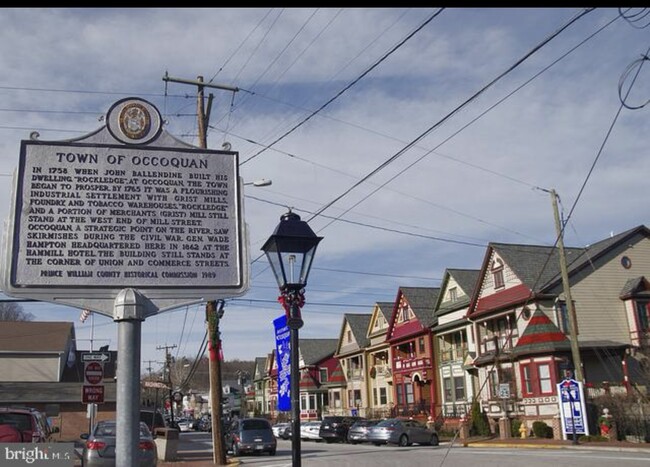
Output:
top-left (262, 210), bottom-right (322, 467)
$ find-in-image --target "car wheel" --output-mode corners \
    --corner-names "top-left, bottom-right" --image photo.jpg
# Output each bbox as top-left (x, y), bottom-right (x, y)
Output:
top-left (269, 449), bottom-right (276, 456)
top-left (430, 434), bottom-right (439, 446)
top-left (373, 442), bottom-right (381, 446)
top-left (398, 434), bottom-right (408, 447)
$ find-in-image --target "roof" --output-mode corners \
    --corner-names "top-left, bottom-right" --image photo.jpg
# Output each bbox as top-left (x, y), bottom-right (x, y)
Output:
top-left (375, 302), bottom-right (394, 321)
top-left (513, 308), bottom-right (570, 357)
top-left (436, 269), bottom-right (480, 314)
top-left (344, 313), bottom-right (372, 348)
top-left (253, 357), bottom-right (268, 379)
top-left (0, 321), bottom-right (73, 353)
top-left (300, 339), bottom-right (338, 366)
top-left (399, 287), bottom-right (439, 328)
top-left (620, 276), bottom-right (650, 299)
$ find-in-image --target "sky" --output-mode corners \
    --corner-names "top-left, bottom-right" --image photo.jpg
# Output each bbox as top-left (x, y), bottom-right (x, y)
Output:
top-left (0, 8), bottom-right (648, 375)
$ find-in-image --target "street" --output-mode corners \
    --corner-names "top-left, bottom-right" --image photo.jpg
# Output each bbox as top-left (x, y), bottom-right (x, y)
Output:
top-left (178, 432), bottom-right (650, 467)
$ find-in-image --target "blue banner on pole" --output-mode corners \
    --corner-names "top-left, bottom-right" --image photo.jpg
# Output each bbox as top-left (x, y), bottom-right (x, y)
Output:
top-left (274, 314), bottom-right (291, 411)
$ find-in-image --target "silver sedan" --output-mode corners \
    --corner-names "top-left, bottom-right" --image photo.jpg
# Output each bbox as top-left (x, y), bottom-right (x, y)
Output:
top-left (367, 418), bottom-right (439, 447)
top-left (80, 420), bottom-right (157, 466)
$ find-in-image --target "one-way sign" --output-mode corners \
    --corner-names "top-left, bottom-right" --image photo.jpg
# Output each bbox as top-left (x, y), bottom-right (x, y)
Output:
top-left (81, 352), bottom-right (111, 363)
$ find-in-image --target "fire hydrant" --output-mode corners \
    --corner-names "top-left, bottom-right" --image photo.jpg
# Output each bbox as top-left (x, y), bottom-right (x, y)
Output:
top-left (519, 423), bottom-right (527, 439)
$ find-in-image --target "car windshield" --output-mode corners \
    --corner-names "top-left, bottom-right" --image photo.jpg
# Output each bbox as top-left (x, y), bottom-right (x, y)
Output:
top-left (241, 420), bottom-right (270, 430)
top-left (0, 413), bottom-right (32, 432)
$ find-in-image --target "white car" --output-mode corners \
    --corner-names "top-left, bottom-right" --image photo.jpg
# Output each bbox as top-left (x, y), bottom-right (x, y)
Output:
top-left (176, 419), bottom-right (193, 432)
top-left (272, 422), bottom-right (291, 439)
top-left (300, 421), bottom-right (322, 441)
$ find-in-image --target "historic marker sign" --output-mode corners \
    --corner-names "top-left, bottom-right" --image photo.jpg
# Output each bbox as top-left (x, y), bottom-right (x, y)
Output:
top-left (1, 98), bottom-right (250, 316)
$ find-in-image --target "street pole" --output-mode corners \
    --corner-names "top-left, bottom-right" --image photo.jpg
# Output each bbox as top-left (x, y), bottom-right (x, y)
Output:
top-left (288, 299), bottom-right (304, 467)
top-left (207, 300), bottom-right (226, 465)
top-left (550, 189), bottom-right (584, 383)
top-left (164, 72), bottom-right (237, 465)
top-left (157, 344), bottom-right (178, 427)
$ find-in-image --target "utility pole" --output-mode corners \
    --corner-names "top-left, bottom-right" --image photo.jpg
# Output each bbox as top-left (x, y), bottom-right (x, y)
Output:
top-left (550, 189), bottom-right (584, 383)
top-left (157, 344), bottom-right (178, 427)
top-left (163, 72), bottom-right (238, 465)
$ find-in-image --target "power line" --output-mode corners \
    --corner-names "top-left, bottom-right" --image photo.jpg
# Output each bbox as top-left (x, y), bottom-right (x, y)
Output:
top-left (240, 8), bottom-right (446, 166)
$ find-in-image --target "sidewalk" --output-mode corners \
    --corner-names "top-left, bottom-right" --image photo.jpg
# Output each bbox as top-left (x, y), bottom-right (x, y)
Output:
top-left (460, 435), bottom-right (650, 453)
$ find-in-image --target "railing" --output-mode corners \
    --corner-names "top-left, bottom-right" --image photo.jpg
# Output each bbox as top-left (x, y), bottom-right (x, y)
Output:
top-left (394, 357), bottom-right (430, 372)
top-left (441, 402), bottom-right (471, 418)
top-left (439, 346), bottom-right (468, 362)
top-left (392, 400), bottom-right (428, 417)
top-left (346, 368), bottom-right (364, 380)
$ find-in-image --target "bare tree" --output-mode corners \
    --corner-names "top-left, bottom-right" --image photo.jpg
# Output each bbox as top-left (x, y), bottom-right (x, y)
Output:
top-left (0, 301), bottom-right (34, 321)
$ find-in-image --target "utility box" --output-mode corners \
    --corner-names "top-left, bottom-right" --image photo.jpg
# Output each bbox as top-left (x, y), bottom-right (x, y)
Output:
top-left (154, 427), bottom-right (179, 461)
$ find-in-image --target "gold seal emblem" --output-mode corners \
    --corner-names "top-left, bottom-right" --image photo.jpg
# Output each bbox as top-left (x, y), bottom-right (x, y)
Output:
top-left (118, 102), bottom-right (151, 140)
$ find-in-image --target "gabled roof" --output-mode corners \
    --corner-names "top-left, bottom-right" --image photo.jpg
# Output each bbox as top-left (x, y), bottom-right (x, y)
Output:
top-left (399, 287), bottom-right (439, 328)
top-left (0, 321), bottom-right (73, 353)
top-left (387, 287), bottom-right (439, 339)
top-left (253, 356), bottom-right (268, 380)
top-left (343, 313), bottom-right (372, 349)
top-left (469, 225), bottom-right (650, 317)
top-left (375, 302), bottom-right (394, 321)
top-left (300, 339), bottom-right (338, 366)
top-left (513, 308), bottom-right (570, 357)
top-left (435, 268), bottom-right (480, 314)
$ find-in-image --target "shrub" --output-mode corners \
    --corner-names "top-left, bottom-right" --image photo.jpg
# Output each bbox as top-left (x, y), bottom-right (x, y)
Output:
top-left (511, 418), bottom-right (522, 437)
top-left (532, 420), bottom-right (553, 438)
top-left (469, 399), bottom-right (490, 436)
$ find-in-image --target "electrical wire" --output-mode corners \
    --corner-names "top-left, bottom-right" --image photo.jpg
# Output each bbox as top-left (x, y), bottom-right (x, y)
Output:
top-left (240, 8), bottom-right (446, 166)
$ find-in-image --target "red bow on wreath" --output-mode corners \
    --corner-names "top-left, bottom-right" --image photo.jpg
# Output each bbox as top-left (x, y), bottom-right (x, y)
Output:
top-left (278, 289), bottom-right (305, 315)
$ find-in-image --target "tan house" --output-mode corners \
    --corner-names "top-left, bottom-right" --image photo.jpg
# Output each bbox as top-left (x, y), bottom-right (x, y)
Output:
top-left (0, 320), bottom-right (117, 440)
top-left (334, 313), bottom-right (372, 416)
top-left (365, 302), bottom-right (394, 419)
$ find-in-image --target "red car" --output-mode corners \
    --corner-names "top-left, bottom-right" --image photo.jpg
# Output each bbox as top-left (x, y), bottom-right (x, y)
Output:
top-left (0, 407), bottom-right (57, 443)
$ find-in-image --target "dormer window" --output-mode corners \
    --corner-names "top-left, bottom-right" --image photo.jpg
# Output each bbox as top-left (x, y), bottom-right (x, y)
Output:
top-left (492, 258), bottom-right (505, 289)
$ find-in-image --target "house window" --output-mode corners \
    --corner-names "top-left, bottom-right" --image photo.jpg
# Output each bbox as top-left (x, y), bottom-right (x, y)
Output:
top-left (379, 387), bottom-right (387, 405)
top-left (520, 362), bottom-right (556, 396)
top-left (405, 382), bottom-right (414, 404)
top-left (443, 377), bottom-right (452, 400)
top-left (396, 384), bottom-right (403, 405)
top-left (492, 259), bottom-right (504, 289)
top-left (419, 337), bottom-right (426, 354)
top-left (449, 287), bottom-right (458, 302)
top-left (489, 367), bottom-right (514, 398)
top-left (332, 391), bottom-right (341, 408)
top-left (555, 301), bottom-right (578, 335)
top-left (636, 300), bottom-right (649, 331)
top-left (319, 368), bottom-right (328, 383)
top-left (373, 388), bottom-right (378, 406)
top-left (400, 305), bottom-right (411, 322)
top-left (454, 376), bottom-right (466, 400)
top-left (347, 330), bottom-right (352, 342)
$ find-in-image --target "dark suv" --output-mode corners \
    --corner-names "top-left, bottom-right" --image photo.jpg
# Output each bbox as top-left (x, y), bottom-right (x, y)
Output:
top-left (318, 416), bottom-right (364, 443)
top-left (0, 407), bottom-right (56, 443)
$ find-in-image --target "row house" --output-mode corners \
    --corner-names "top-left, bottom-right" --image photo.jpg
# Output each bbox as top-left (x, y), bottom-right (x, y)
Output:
top-left (433, 269), bottom-right (480, 419)
top-left (467, 224), bottom-right (650, 432)
top-left (334, 314), bottom-right (372, 416)
top-left (387, 287), bottom-right (439, 418)
top-left (365, 302), bottom-right (395, 419)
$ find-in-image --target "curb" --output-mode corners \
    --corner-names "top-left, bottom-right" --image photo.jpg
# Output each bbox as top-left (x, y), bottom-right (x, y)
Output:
top-left (465, 442), bottom-right (650, 453)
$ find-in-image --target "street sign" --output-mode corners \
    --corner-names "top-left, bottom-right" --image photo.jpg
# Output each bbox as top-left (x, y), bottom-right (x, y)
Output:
top-left (81, 352), bottom-right (111, 363)
top-left (498, 383), bottom-right (510, 399)
top-left (82, 385), bottom-right (105, 404)
top-left (557, 378), bottom-right (589, 439)
top-left (143, 381), bottom-right (170, 390)
top-left (84, 361), bottom-right (104, 385)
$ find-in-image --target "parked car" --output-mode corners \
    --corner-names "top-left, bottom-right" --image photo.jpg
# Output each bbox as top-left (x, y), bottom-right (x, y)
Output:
top-left (272, 422), bottom-right (291, 439)
top-left (139, 409), bottom-right (166, 432)
top-left (347, 419), bottom-right (382, 444)
top-left (366, 418), bottom-right (439, 447)
top-left (300, 421), bottom-right (322, 441)
top-left (225, 417), bottom-right (277, 456)
top-left (319, 416), bottom-right (364, 443)
top-left (81, 420), bottom-right (157, 467)
top-left (176, 418), bottom-right (193, 432)
top-left (198, 415), bottom-right (212, 432)
top-left (0, 406), bottom-right (57, 443)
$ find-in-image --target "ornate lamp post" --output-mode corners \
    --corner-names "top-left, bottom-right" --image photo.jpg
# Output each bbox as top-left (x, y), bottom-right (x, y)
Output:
top-left (261, 210), bottom-right (322, 467)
